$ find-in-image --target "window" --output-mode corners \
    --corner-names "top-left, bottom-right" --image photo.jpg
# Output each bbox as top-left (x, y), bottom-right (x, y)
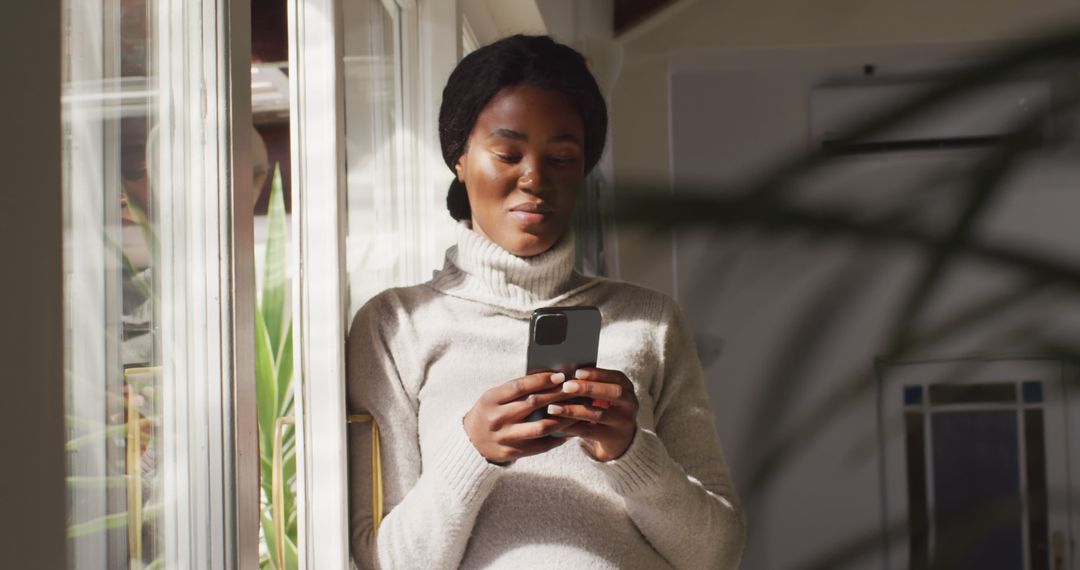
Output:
top-left (880, 357), bottom-right (1071, 570)
top-left (288, 1), bottom-right (461, 566)
top-left (343, 0), bottom-right (410, 313)
top-left (61, 0), bottom-right (256, 567)
top-left (344, 0), bottom-right (458, 315)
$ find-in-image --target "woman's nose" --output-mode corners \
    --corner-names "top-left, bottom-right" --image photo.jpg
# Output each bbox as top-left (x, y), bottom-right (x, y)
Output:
top-left (517, 157), bottom-right (545, 193)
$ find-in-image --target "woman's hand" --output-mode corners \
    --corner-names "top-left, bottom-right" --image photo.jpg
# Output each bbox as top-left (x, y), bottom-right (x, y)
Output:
top-left (463, 371), bottom-right (579, 465)
top-left (546, 368), bottom-right (639, 462)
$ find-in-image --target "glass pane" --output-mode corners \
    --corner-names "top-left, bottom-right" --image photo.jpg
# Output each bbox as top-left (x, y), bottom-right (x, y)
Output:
top-left (343, 0), bottom-right (404, 315)
top-left (343, 1), bottom-right (461, 319)
top-left (61, 0), bottom-right (241, 567)
top-left (63, 1), bottom-right (159, 565)
top-left (931, 410), bottom-right (1023, 569)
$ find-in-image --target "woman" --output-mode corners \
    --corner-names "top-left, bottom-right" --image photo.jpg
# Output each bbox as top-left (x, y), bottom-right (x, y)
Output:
top-left (348, 35), bottom-right (745, 569)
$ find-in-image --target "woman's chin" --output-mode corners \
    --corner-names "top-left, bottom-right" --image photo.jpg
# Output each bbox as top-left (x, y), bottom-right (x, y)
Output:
top-left (503, 231), bottom-right (559, 258)
top-left (473, 218), bottom-right (565, 257)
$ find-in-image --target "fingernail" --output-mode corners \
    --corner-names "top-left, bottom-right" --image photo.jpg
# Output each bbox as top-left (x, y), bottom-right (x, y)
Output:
top-left (550, 372), bottom-right (565, 384)
top-left (547, 404), bottom-right (564, 414)
top-left (575, 369), bottom-right (590, 379)
top-left (562, 382), bottom-right (580, 394)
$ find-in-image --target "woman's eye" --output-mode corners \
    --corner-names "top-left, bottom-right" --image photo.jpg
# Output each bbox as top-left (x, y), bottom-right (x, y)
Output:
top-left (548, 155), bottom-right (578, 166)
top-left (494, 153), bottom-right (521, 163)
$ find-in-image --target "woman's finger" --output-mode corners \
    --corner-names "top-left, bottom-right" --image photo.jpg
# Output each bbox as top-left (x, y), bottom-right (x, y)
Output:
top-left (498, 388), bottom-right (586, 421)
top-left (546, 403), bottom-right (607, 424)
top-left (490, 371), bottom-right (566, 404)
top-left (558, 378), bottom-right (623, 401)
top-left (590, 398), bottom-right (612, 410)
top-left (574, 368), bottom-right (633, 390)
top-left (496, 416), bottom-right (574, 442)
top-left (555, 420), bottom-right (608, 439)
top-left (573, 368), bottom-right (639, 407)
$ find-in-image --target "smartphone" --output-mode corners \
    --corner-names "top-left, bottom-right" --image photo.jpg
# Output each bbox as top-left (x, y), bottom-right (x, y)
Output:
top-left (524, 306), bottom-right (601, 423)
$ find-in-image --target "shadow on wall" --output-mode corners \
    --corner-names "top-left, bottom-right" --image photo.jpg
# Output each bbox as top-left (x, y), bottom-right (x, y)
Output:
top-left (615, 26), bottom-right (1080, 570)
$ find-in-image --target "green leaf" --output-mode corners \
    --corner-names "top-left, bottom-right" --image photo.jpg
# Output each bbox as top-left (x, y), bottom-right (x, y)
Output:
top-left (259, 509), bottom-right (281, 569)
top-left (276, 324), bottom-right (294, 415)
top-left (261, 164), bottom-right (289, 361)
top-left (67, 511), bottom-right (130, 537)
top-left (67, 503), bottom-right (162, 538)
top-left (284, 528), bottom-right (299, 570)
top-left (65, 418), bottom-right (152, 451)
top-left (260, 507), bottom-right (299, 570)
top-left (66, 476), bottom-right (129, 489)
top-left (279, 390), bottom-right (295, 427)
top-left (282, 447), bottom-right (297, 532)
top-left (255, 306), bottom-right (279, 470)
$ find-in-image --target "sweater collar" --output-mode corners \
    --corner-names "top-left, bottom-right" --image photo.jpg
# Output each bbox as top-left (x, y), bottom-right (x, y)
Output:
top-left (429, 222), bottom-right (600, 317)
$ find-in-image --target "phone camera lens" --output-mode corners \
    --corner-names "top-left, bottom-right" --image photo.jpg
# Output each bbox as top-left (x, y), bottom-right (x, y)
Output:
top-left (534, 313), bottom-right (568, 345)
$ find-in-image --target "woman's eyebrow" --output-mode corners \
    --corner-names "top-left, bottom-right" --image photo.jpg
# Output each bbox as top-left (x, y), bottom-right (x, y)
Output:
top-left (547, 133), bottom-right (582, 146)
top-left (487, 129), bottom-right (582, 146)
top-left (488, 128), bottom-right (527, 141)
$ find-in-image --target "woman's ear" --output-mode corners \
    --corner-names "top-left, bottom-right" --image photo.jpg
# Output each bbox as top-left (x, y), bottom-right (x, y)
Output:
top-left (454, 156), bottom-right (465, 182)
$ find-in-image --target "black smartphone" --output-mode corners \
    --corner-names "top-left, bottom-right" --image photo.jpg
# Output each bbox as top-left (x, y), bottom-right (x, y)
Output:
top-left (524, 306), bottom-right (601, 423)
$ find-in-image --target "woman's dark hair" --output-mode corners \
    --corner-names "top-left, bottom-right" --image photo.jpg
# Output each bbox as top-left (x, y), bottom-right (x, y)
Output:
top-left (439, 34), bottom-right (608, 221)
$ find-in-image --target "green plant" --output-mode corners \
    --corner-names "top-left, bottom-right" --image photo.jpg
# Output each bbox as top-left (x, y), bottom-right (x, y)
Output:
top-left (256, 165), bottom-right (298, 569)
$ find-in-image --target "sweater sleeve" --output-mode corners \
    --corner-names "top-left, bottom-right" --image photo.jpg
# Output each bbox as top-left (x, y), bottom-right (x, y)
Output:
top-left (590, 296), bottom-right (746, 569)
top-left (347, 293), bottom-right (504, 570)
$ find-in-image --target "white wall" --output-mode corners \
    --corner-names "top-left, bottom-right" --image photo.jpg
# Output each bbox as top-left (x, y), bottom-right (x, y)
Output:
top-left (671, 44), bottom-right (1080, 569)
top-left (613, 0), bottom-right (1080, 295)
top-left (612, 2), bottom-right (1080, 569)
top-left (462, 0), bottom-right (547, 45)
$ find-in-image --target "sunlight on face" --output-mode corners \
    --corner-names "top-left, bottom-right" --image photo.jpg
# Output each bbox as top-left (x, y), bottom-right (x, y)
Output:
top-left (455, 84), bottom-right (586, 257)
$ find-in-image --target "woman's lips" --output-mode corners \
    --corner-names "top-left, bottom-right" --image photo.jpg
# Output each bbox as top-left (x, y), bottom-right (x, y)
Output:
top-left (509, 203), bottom-right (552, 225)
top-left (510, 210), bottom-right (548, 225)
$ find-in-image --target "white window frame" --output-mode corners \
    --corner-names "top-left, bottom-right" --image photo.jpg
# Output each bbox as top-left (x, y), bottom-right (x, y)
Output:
top-left (288, 0), bottom-right (460, 568)
top-left (288, 0), bottom-right (350, 566)
top-left (149, 0), bottom-right (259, 566)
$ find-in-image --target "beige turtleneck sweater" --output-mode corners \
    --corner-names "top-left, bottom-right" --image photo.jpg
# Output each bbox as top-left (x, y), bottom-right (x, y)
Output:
top-left (347, 223), bottom-right (745, 569)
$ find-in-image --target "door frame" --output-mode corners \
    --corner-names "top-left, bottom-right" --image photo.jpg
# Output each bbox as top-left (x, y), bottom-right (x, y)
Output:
top-left (876, 354), bottom-right (1076, 570)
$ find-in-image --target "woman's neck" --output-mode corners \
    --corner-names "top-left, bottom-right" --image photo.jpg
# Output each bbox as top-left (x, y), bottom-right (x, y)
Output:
top-left (427, 221), bottom-right (599, 316)
top-left (453, 221), bottom-right (575, 301)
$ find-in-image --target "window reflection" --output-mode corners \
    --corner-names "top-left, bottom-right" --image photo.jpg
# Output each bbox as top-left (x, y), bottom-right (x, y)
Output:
top-left (344, 0), bottom-right (403, 314)
top-left (63, 0), bottom-right (162, 565)
top-left (120, 116), bottom-right (154, 368)
top-left (62, 0), bottom-right (275, 563)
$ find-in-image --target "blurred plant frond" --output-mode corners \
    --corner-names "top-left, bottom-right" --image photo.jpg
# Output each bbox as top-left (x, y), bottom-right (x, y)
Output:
top-left (696, 26), bottom-right (1080, 202)
top-left (613, 24), bottom-right (1080, 570)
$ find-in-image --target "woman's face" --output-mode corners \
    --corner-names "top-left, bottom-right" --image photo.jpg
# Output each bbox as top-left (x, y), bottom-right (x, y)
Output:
top-left (455, 84), bottom-right (586, 257)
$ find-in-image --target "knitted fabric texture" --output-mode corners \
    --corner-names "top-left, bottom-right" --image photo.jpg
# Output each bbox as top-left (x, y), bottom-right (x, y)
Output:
top-left (347, 223), bottom-right (745, 569)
